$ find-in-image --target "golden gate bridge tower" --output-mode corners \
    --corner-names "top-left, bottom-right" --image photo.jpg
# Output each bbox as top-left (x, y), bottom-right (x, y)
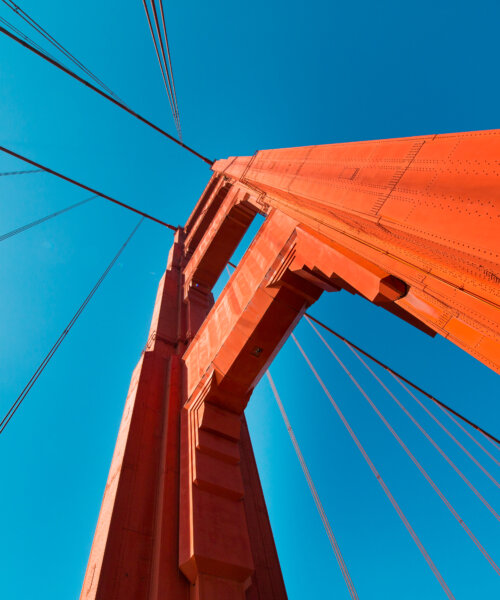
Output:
top-left (79, 130), bottom-right (500, 599)
top-left (0, 2), bottom-right (499, 598)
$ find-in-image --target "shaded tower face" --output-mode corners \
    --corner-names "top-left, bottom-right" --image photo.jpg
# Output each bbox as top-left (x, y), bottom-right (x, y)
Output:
top-left (81, 129), bottom-right (500, 600)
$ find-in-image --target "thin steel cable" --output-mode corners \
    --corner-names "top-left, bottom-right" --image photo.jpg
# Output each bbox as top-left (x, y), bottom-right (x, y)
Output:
top-left (0, 168), bottom-right (42, 176)
top-left (266, 370), bottom-right (359, 600)
top-left (0, 145), bottom-right (177, 229)
top-left (431, 398), bottom-right (500, 469)
top-left (388, 371), bottom-right (500, 474)
top-left (481, 430), bottom-right (500, 454)
top-left (157, 0), bottom-right (181, 139)
top-left (1, 0), bottom-right (124, 103)
top-left (148, 0), bottom-right (181, 139)
top-left (0, 13), bottom-right (56, 60)
top-left (324, 324), bottom-right (500, 521)
top-left (304, 313), bottom-right (500, 447)
top-left (307, 321), bottom-right (500, 576)
top-left (0, 24), bottom-right (213, 165)
top-left (141, 0), bottom-right (177, 129)
top-left (291, 333), bottom-right (455, 599)
top-left (390, 375), bottom-right (500, 488)
top-left (0, 218), bottom-right (143, 434)
top-left (0, 196), bottom-right (95, 243)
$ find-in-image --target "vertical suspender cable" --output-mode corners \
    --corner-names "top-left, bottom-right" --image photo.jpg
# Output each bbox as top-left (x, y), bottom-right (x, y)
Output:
top-left (388, 373), bottom-right (500, 487)
top-left (305, 319), bottom-right (500, 576)
top-left (304, 313), bottom-right (499, 447)
top-left (330, 328), bottom-right (500, 521)
top-left (266, 371), bottom-right (359, 600)
top-left (291, 333), bottom-right (455, 599)
top-left (421, 388), bottom-right (500, 468)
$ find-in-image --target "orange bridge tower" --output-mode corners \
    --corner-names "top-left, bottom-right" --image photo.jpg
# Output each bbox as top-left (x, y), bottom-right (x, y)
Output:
top-left (81, 129), bottom-right (500, 599)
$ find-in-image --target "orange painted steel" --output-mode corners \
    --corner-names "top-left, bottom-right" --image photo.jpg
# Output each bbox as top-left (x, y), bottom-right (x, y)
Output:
top-left (82, 129), bottom-right (499, 600)
top-left (81, 201), bottom-right (288, 598)
top-left (213, 129), bottom-right (500, 373)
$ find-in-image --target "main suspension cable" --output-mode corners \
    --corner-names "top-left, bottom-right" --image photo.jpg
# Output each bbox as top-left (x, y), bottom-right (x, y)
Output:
top-left (0, 218), bottom-right (143, 434)
top-left (307, 321), bottom-right (500, 576)
top-left (0, 196), bottom-right (95, 243)
top-left (266, 370), bottom-right (359, 600)
top-left (0, 0), bottom-right (125, 103)
top-left (0, 24), bottom-right (213, 165)
top-left (0, 145), bottom-right (177, 230)
top-left (304, 313), bottom-right (500, 447)
top-left (291, 333), bottom-right (455, 599)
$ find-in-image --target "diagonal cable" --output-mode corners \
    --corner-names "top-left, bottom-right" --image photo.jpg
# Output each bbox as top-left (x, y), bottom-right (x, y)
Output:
top-left (0, 196), bottom-right (95, 243)
top-left (306, 320), bottom-right (500, 576)
top-left (430, 394), bottom-right (500, 468)
top-left (141, 0), bottom-right (177, 130)
top-left (0, 218), bottom-right (143, 434)
top-left (0, 24), bottom-right (213, 165)
top-left (266, 370), bottom-right (359, 600)
top-left (390, 374), bottom-right (500, 487)
top-left (304, 313), bottom-right (500, 447)
top-left (0, 144), bottom-right (177, 229)
top-left (0, 168), bottom-right (42, 176)
top-left (147, 0), bottom-right (181, 139)
top-left (291, 332), bottom-right (455, 599)
top-left (0, 13), bottom-right (56, 60)
top-left (1, 0), bottom-right (125, 103)
top-left (157, 0), bottom-right (181, 139)
top-left (325, 322), bottom-right (500, 521)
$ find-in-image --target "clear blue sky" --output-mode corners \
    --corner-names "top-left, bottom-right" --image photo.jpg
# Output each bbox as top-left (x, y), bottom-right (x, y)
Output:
top-left (0, 0), bottom-right (499, 598)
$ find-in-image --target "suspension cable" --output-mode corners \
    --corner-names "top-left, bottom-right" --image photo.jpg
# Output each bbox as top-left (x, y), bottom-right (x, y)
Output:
top-left (0, 196), bottom-right (95, 243)
top-left (266, 370), bottom-right (359, 600)
top-left (157, 0), bottom-right (181, 139)
top-left (0, 145), bottom-right (177, 229)
top-left (320, 320), bottom-right (500, 520)
top-left (0, 218), bottom-right (143, 434)
top-left (291, 333), bottom-right (455, 598)
top-left (387, 366), bottom-right (495, 463)
top-left (304, 313), bottom-right (500, 447)
top-left (0, 24), bottom-right (214, 165)
top-left (0, 0), bottom-right (125, 103)
top-left (390, 375), bottom-right (500, 487)
top-left (0, 13), bottom-right (57, 61)
top-left (141, 0), bottom-right (177, 131)
top-left (0, 168), bottom-right (41, 176)
top-left (145, 0), bottom-right (181, 139)
top-left (429, 395), bottom-right (500, 468)
top-left (306, 322), bottom-right (500, 576)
